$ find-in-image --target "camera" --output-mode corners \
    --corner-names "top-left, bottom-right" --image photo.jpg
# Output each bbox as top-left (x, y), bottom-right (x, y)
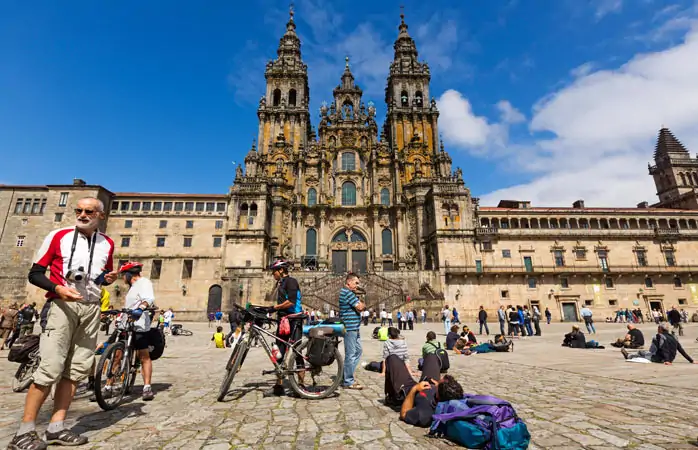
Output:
top-left (354, 285), bottom-right (367, 295)
top-left (66, 266), bottom-right (86, 282)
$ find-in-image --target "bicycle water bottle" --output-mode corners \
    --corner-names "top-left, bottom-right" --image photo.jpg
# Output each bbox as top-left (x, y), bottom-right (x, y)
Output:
top-left (271, 343), bottom-right (282, 362)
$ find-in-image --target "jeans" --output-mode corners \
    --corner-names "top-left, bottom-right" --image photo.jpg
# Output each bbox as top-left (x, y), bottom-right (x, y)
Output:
top-left (443, 319), bottom-right (451, 335)
top-left (479, 321), bottom-right (489, 335)
top-left (525, 320), bottom-right (533, 336)
top-left (343, 330), bottom-right (362, 387)
top-left (499, 319), bottom-right (505, 336)
top-left (584, 318), bottom-right (596, 334)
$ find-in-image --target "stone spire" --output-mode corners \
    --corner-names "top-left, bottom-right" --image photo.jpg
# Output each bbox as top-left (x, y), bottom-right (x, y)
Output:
top-left (276, 5), bottom-right (302, 61)
top-left (655, 127), bottom-right (689, 158)
top-left (393, 10), bottom-right (418, 61)
top-left (341, 56), bottom-right (355, 89)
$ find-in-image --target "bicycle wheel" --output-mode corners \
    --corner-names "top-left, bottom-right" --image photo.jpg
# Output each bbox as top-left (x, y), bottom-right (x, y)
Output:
top-left (178, 329), bottom-right (193, 336)
top-left (94, 341), bottom-right (130, 411)
top-left (12, 361), bottom-right (35, 393)
top-left (286, 338), bottom-right (343, 400)
top-left (217, 339), bottom-right (249, 402)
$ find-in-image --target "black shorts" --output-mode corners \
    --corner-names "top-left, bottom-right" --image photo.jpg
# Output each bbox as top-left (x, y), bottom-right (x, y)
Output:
top-left (134, 331), bottom-right (153, 351)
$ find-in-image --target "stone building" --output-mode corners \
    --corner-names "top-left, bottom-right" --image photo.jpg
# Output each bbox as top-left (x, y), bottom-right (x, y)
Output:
top-left (1, 13), bottom-right (698, 321)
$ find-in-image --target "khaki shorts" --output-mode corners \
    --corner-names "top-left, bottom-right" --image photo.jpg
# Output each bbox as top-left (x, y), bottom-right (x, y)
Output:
top-left (33, 300), bottom-right (100, 386)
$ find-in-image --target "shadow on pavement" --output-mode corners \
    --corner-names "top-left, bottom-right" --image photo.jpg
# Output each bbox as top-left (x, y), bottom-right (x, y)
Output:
top-left (71, 402), bottom-right (147, 434)
top-left (223, 381), bottom-right (275, 401)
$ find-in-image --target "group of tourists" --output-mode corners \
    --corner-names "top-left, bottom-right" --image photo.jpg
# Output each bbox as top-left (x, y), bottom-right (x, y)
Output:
top-left (1, 303), bottom-right (39, 351)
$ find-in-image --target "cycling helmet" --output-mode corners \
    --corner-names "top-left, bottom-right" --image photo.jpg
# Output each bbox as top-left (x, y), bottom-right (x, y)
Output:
top-left (118, 261), bottom-right (143, 273)
top-left (268, 259), bottom-right (291, 271)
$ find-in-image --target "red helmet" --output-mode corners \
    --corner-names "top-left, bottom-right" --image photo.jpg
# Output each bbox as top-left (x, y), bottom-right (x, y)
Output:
top-left (268, 259), bottom-right (291, 271)
top-left (118, 261), bottom-right (143, 273)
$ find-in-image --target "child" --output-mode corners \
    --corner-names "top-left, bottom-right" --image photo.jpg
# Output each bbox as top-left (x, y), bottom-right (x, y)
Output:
top-left (210, 326), bottom-right (225, 348)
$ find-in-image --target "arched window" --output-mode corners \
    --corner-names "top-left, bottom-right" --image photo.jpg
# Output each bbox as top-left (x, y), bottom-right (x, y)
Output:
top-left (680, 173), bottom-right (687, 185)
top-left (415, 91), bottom-right (423, 107)
top-left (693, 172), bottom-right (698, 186)
top-left (380, 188), bottom-right (390, 206)
top-left (382, 229), bottom-right (393, 255)
top-left (272, 89), bottom-right (281, 106)
top-left (288, 89), bottom-right (297, 107)
top-left (249, 203), bottom-right (258, 216)
top-left (307, 188), bottom-right (317, 206)
top-left (240, 203), bottom-right (248, 214)
top-left (341, 152), bottom-right (355, 171)
top-left (332, 231), bottom-right (348, 242)
top-left (341, 182), bottom-right (356, 206)
top-left (350, 230), bottom-right (366, 242)
top-left (400, 90), bottom-right (409, 107)
top-left (306, 228), bottom-right (317, 256)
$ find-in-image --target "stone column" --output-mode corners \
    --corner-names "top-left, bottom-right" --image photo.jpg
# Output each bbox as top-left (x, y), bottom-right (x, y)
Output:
top-left (396, 209), bottom-right (407, 259)
top-left (415, 200), bottom-right (425, 269)
top-left (319, 209), bottom-right (327, 260)
top-left (372, 210), bottom-right (381, 271)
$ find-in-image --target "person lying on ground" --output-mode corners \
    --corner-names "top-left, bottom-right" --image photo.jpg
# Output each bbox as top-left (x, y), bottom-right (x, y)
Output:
top-left (399, 373), bottom-right (465, 428)
top-left (562, 325), bottom-right (586, 348)
top-left (621, 323), bottom-right (697, 365)
top-left (381, 327), bottom-right (418, 377)
top-left (445, 324), bottom-right (460, 350)
top-left (610, 324), bottom-right (644, 349)
top-left (384, 353), bottom-right (441, 406)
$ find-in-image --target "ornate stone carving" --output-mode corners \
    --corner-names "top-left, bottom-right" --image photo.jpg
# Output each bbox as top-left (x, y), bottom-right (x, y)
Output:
top-left (304, 214), bottom-right (316, 228)
top-left (305, 175), bottom-right (319, 187)
top-left (340, 130), bottom-right (356, 147)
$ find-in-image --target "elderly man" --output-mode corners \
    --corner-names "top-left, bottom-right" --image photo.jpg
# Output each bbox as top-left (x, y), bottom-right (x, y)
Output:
top-left (622, 323), bottom-right (697, 365)
top-left (8, 197), bottom-right (117, 450)
top-left (610, 324), bottom-right (645, 349)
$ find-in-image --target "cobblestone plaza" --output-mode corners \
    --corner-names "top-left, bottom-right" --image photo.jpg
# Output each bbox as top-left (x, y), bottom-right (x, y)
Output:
top-left (2, 321), bottom-right (698, 449)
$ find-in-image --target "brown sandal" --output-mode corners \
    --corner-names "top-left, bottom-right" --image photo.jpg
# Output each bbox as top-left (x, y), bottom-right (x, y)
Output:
top-left (344, 383), bottom-right (364, 390)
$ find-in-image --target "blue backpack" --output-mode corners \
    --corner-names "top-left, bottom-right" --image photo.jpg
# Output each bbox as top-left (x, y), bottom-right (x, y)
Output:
top-left (429, 395), bottom-right (530, 449)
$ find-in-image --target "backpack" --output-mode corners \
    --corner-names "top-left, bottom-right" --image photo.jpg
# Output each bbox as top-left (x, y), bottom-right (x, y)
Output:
top-left (427, 342), bottom-right (450, 373)
top-left (429, 395), bottom-right (530, 450)
top-left (490, 335), bottom-right (514, 352)
top-left (8, 334), bottom-right (40, 363)
top-left (372, 326), bottom-right (380, 339)
top-left (306, 327), bottom-right (337, 366)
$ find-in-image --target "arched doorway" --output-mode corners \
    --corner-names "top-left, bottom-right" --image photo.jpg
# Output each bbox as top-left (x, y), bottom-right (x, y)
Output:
top-left (207, 285), bottom-right (222, 313)
top-left (330, 229), bottom-right (369, 274)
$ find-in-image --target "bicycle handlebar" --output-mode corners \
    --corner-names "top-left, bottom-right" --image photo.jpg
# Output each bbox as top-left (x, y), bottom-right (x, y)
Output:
top-left (103, 307), bottom-right (156, 317)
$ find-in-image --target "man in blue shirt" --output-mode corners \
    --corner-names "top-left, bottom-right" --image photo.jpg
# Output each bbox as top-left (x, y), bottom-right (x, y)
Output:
top-left (339, 273), bottom-right (366, 390)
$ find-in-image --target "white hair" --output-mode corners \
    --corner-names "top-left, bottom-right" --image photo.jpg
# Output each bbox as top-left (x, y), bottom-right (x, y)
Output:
top-left (77, 197), bottom-right (105, 212)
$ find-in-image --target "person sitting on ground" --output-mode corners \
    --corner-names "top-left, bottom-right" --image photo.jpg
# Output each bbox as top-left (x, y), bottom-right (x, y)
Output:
top-left (611, 324), bottom-right (645, 349)
top-left (209, 326), bottom-right (225, 349)
top-left (381, 327), bottom-right (417, 376)
top-left (459, 325), bottom-right (477, 346)
top-left (562, 325), bottom-right (586, 348)
top-left (445, 324), bottom-right (460, 350)
top-left (622, 323), bottom-right (697, 365)
top-left (421, 331), bottom-right (441, 358)
top-left (399, 374), bottom-right (465, 427)
top-left (377, 325), bottom-right (389, 341)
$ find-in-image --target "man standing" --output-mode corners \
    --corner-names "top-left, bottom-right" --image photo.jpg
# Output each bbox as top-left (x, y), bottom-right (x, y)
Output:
top-left (1, 303), bottom-right (19, 350)
top-left (477, 305), bottom-right (489, 336)
top-left (9, 197), bottom-right (116, 450)
top-left (667, 306), bottom-right (683, 337)
top-left (163, 308), bottom-right (174, 335)
top-left (117, 262), bottom-right (157, 401)
top-left (441, 305), bottom-right (452, 335)
top-left (580, 305), bottom-right (596, 334)
top-left (339, 273), bottom-right (366, 390)
top-left (497, 305), bottom-right (506, 336)
top-left (18, 303), bottom-right (38, 337)
top-left (380, 309), bottom-right (387, 326)
top-left (420, 308), bottom-right (426, 324)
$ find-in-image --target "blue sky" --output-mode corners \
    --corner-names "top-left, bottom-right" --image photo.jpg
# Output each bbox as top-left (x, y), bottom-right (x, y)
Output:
top-left (2, 0), bottom-right (697, 206)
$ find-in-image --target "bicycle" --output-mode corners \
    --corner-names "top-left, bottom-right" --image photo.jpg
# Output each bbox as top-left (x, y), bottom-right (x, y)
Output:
top-left (11, 343), bottom-right (40, 393)
top-left (171, 324), bottom-right (193, 336)
top-left (217, 304), bottom-right (343, 402)
top-left (93, 308), bottom-right (151, 411)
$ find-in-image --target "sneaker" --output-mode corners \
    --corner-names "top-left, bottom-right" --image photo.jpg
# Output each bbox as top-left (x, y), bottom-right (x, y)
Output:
top-left (142, 386), bottom-right (154, 401)
top-left (45, 428), bottom-right (88, 446)
top-left (7, 431), bottom-right (47, 450)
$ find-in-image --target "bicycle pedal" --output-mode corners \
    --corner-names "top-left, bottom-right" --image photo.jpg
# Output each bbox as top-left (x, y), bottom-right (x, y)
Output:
top-left (261, 370), bottom-right (276, 376)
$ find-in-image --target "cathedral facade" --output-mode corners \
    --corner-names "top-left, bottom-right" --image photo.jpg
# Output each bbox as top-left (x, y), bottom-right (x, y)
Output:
top-left (2, 12), bottom-right (698, 322)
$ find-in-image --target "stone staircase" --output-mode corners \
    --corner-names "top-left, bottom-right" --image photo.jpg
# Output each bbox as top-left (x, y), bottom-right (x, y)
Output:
top-left (361, 273), bottom-right (406, 312)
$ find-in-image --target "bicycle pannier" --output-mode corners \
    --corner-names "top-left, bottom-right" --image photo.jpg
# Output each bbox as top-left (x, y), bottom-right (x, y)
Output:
top-left (307, 326), bottom-right (336, 367)
top-left (8, 334), bottom-right (40, 363)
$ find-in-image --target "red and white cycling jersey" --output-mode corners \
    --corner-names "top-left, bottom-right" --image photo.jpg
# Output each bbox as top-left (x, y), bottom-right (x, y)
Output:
top-left (35, 227), bottom-right (114, 303)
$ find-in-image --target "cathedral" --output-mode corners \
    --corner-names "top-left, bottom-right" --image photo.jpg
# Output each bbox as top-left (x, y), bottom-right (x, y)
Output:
top-left (228, 10), bottom-right (471, 276)
top-left (3, 11), bottom-right (698, 322)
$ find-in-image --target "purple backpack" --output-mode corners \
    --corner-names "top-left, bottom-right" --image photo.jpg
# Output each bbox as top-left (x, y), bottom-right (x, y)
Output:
top-left (429, 394), bottom-right (530, 449)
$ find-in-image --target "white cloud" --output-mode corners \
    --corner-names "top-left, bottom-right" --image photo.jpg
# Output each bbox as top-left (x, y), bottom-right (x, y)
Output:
top-left (570, 62), bottom-right (595, 78)
top-left (437, 90), bottom-right (491, 148)
top-left (497, 100), bottom-right (525, 124)
top-left (442, 25), bottom-right (698, 207)
top-left (594, 0), bottom-right (623, 20)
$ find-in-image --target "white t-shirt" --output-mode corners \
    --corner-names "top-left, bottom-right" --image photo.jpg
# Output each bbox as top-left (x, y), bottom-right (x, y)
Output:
top-left (124, 277), bottom-right (155, 332)
top-left (329, 310), bottom-right (335, 318)
top-left (380, 311), bottom-right (387, 319)
top-left (163, 310), bottom-right (173, 324)
top-left (421, 309), bottom-right (426, 317)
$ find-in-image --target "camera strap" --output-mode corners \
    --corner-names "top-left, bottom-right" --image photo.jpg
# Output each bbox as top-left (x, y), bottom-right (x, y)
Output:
top-left (66, 227), bottom-right (97, 280)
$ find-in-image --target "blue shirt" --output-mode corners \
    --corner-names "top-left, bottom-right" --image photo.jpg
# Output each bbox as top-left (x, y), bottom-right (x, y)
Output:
top-left (277, 276), bottom-right (302, 317)
top-left (338, 287), bottom-right (361, 331)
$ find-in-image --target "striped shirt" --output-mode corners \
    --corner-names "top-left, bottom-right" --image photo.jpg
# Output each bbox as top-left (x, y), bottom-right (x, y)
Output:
top-left (338, 287), bottom-right (361, 331)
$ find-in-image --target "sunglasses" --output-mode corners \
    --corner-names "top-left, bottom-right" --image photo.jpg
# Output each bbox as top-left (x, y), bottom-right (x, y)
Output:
top-left (74, 208), bottom-right (99, 215)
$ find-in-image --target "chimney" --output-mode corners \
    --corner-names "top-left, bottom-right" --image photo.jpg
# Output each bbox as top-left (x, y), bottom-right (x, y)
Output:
top-left (637, 201), bottom-right (649, 209)
top-left (572, 199), bottom-right (585, 209)
top-left (73, 178), bottom-right (86, 186)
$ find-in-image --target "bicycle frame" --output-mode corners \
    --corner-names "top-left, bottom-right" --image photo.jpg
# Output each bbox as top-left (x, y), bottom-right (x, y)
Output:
top-left (239, 321), bottom-right (307, 377)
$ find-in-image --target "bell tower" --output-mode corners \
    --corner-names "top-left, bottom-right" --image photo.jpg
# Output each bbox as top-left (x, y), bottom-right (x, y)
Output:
top-left (384, 12), bottom-right (440, 184)
top-left (650, 127), bottom-right (698, 209)
top-left (257, 7), bottom-right (311, 181)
